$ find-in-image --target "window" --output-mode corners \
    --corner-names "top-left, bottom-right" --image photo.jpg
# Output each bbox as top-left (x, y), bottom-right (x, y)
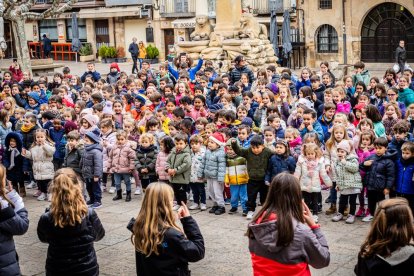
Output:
top-left (66, 18), bottom-right (87, 42)
top-left (319, 0), bottom-right (332, 9)
top-left (316, 24), bottom-right (338, 53)
top-left (39, 19), bottom-right (58, 41)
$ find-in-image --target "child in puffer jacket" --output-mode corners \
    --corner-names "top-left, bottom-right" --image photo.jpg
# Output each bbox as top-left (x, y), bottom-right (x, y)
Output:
top-left (265, 140), bottom-right (296, 185)
top-left (395, 141), bottom-right (414, 213)
top-left (189, 135), bottom-right (206, 211)
top-left (294, 143), bottom-right (332, 223)
top-left (156, 136), bottom-right (175, 183)
top-left (332, 140), bottom-right (362, 224)
top-left (197, 132), bottom-right (226, 215)
top-left (0, 164), bottom-right (29, 276)
top-left (285, 127), bottom-right (302, 161)
top-left (100, 118), bottom-right (117, 193)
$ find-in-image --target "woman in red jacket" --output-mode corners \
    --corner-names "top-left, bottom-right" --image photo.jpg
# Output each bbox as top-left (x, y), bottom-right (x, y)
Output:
top-left (247, 173), bottom-right (330, 276)
top-left (9, 62), bottom-right (23, 83)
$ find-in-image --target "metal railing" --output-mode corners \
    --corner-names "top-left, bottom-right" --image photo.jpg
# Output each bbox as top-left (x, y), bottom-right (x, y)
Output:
top-left (252, 0), bottom-right (284, 14)
top-left (159, 0), bottom-right (196, 16)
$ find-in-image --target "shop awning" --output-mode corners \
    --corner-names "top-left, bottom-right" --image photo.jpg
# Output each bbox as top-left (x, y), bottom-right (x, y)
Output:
top-left (78, 6), bottom-right (149, 19)
top-left (171, 18), bottom-right (196, 28)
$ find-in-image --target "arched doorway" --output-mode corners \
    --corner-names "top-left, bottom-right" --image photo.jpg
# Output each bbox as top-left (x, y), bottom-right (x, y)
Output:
top-left (361, 3), bottom-right (414, 62)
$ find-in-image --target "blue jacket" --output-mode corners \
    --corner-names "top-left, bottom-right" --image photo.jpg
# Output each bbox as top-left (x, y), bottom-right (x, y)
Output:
top-left (49, 127), bottom-right (65, 160)
top-left (395, 157), bottom-right (414, 194)
top-left (296, 79), bottom-right (311, 92)
top-left (275, 127), bottom-right (285, 139)
top-left (360, 150), bottom-right (397, 191)
top-left (318, 115), bottom-right (334, 142)
top-left (265, 154), bottom-right (296, 183)
top-left (81, 71), bottom-right (101, 82)
top-left (80, 143), bottom-right (103, 179)
top-left (197, 147), bottom-right (226, 182)
top-left (388, 134), bottom-right (414, 159)
top-left (168, 59), bottom-right (203, 81)
top-left (300, 121), bottom-right (324, 144)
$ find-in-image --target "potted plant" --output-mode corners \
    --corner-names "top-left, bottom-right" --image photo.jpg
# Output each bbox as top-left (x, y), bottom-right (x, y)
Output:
top-left (145, 44), bottom-right (159, 64)
top-left (98, 45), bottom-right (108, 62)
top-left (115, 46), bottom-right (127, 63)
top-left (100, 45), bottom-right (118, 63)
top-left (79, 43), bottom-right (94, 62)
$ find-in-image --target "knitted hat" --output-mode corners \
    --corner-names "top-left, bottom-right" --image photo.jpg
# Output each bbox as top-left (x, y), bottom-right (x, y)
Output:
top-left (28, 92), bottom-right (40, 103)
top-left (85, 128), bottom-right (101, 144)
top-left (354, 103), bottom-right (366, 111)
top-left (64, 120), bottom-right (78, 134)
top-left (209, 132), bottom-right (226, 147)
top-left (266, 83), bottom-right (278, 94)
top-left (82, 114), bottom-right (98, 126)
top-left (110, 62), bottom-right (120, 71)
top-left (337, 140), bottom-right (352, 154)
top-left (241, 117), bottom-right (253, 128)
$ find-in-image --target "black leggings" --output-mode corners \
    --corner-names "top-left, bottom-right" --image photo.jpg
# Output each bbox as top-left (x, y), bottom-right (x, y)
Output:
top-left (367, 190), bottom-right (385, 215)
top-left (339, 194), bottom-right (357, 215)
top-left (303, 191), bottom-right (319, 215)
top-left (11, 180), bottom-right (24, 191)
top-left (173, 183), bottom-right (188, 205)
top-left (37, 179), bottom-right (51, 193)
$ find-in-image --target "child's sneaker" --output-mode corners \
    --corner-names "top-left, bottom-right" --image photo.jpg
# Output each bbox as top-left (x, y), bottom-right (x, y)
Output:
top-left (135, 187), bottom-right (142, 195)
top-left (109, 187), bottom-right (116, 194)
top-left (312, 215), bottom-right (319, 223)
top-left (86, 200), bottom-right (93, 206)
top-left (355, 207), bottom-right (365, 217)
top-left (200, 203), bottom-right (207, 211)
top-left (92, 202), bottom-right (102, 209)
top-left (345, 215), bottom-right (355, 224)
top-left (122, 190), bottom-right (127, 195)
top-left (33, 190), bottom-right (42, 197)
top-left (26, 181), bottom-right (37, 189)
top-left (187, 192), bottom-right (194, 201)
top-left (246, 211), bottom-right (255, 220)
top-left (362, 214), bottom-right (374, 222)
top-left (242, 210), bottom-right (248, 216)
top-left (189, 203), bottom-right (199, 210)
top-left (364, 208), bottom-right (371, 217)
top-left (37, 193), bottom-right (46, 201)
top-left (228, 207), bottom-right (238, 214)
top-left (332, 213), bottom-right (343, 222)
top-left (214, 206), bottom-right (225, 215)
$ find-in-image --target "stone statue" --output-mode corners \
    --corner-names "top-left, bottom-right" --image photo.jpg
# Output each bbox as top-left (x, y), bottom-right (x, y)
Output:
top-left (190, 15), bottom-right (213, 41)
top-left (238, 13), bottom-right (268, 40)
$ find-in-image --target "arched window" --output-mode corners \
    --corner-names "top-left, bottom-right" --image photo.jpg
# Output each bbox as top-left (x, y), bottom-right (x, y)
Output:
top-left (316, 24), bottom-right (338, 53)
top-left (319, 0), bottom-right (332, 9)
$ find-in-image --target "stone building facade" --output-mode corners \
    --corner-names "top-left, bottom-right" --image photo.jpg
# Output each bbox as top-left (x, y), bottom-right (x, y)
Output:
top-left (299, 0), bottom-right (414, 67)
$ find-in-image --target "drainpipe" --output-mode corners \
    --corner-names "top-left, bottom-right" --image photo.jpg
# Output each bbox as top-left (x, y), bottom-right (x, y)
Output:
top-left (342, 0), bottom-right (347, 64)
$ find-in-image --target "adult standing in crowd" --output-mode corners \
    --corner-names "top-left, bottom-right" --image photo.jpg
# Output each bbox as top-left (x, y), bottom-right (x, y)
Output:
top-left (138, 41), bottom-right (147, 70)
top-left (128, 37), bottom-right (139, 74)
top-left (229, 55), bottom-right (255, 84)
top-left (42, 34), bottom-right (52, 59)
top-left (395, 39), bottom-right (407, 75)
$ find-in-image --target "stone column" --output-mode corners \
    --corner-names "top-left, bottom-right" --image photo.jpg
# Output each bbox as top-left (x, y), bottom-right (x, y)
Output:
top-left (108, 17), bottom-right (115, 47)
top-left (213, 0), bottom-right (241, 38)
top-left (86, 19), bottom-right (97, 55)
top-left (114, 17), bottom-right (125, 50)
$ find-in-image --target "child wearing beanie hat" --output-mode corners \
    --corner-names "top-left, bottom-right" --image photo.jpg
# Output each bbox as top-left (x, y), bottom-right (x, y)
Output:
top-left (197, 132), bottom-right (227, 215)
top-left (332, 140), bottom-right (362, 224)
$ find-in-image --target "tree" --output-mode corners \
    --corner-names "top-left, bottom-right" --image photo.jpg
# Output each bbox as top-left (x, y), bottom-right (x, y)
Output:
top-left (0, 0), bottom-right (77, 74)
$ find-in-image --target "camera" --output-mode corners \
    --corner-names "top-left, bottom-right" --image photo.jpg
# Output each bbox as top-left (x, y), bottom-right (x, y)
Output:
top-left (126, 217), bottom-right (136, 233)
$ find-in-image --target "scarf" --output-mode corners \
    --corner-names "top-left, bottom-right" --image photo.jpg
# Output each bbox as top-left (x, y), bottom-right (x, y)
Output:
top-left (8, 148), bottom-right (20, 170)
top-left (20, 124), bottom-right (34, 133)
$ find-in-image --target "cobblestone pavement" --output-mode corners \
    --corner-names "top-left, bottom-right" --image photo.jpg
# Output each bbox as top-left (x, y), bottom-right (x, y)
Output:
top-left (16, 189), bottom-right (368, 276)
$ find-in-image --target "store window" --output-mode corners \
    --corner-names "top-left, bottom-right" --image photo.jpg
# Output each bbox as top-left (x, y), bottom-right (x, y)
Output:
top-left (39, 19), bottom-right (58, 41)
top-left (319, 0), bottom-right (332, 9)
top-left (66, 18), bottom-right (87, 41)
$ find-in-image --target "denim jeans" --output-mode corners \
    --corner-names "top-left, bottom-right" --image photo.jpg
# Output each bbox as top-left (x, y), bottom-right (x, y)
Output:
top-left (114, 173), bottom-right (131, 192)
top-left (230, 184), bottom-right (247, 211)
top-left (190, 182), bottom-right (206, 204)
top-left (86, 178), bottom-right (102, 203)
top-left (329, 182), bottom-right (337, 204)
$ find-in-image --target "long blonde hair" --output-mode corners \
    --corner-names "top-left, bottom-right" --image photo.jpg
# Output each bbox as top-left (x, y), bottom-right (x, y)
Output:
top-left (50, 168), bottom-right (88, 228)
top-left (132, 182), bottom-right (183, 256)
top-left (3, 96), bottom-right (16, 117)
top-left (325, 124), bottom-right (350, 151)
top-left (0, 165), bottom-right (14, 209)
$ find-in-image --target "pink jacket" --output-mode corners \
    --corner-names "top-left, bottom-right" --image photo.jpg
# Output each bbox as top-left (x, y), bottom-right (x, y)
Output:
top-left (156, 151), bottom-right (169, 181)
top-left (356, 147), bottom-right (376, 179)
top-left (108, 143), bottom-right (135, 174)
top-left (102, 130), bottom-right (117, 173)
top-left (336, 101), bottom-right (351, 114)
top-left (186, 107), bottom-right (208, 121)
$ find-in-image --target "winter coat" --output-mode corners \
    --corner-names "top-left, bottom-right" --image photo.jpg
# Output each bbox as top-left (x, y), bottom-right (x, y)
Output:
top-left (356, 147), bottom-right (376, 180)
top-left (190, 148), bottom-right (205, 183)
top-left (37, 208), bottom-right (105, 276)
top-left (156, 151), bottom-right (170, 181)
top-left (108, 143), bottom-right (135, 174)
top-left (294, 156), bottom-right (332, 193)
top-left (106, 71), bottom-right (120, 85)
top-left (0, 122), bottom-right (11, 147)
top-left (80, 70), bottom-right (101, 82)
top-left (398, 88), bottom-right (414, 108)
top-left (197, 147), bottom-right (226, 183)
top-left (296, 79), bottom-right (311, 92)
top-left (248, 214), bottom-right (330, 276)
top-left (18, 124), bottom-right (38, 149)
top-left (101, 130), bottom-right (116, 173)
top-left (135, 216), bottom-right (205, 276)
top-left (225, 155), bottom-right (249, 185)
top-left (313, 84), bottom-right (326, 102)
top-left (254, 106), bottom-right (267, 128)
top-left (318, 115), bottom-right (333, 142)
top-left (80, 143), bottom-right (103, 179)
top-left (63, 144), bottom-right (84, 175)
top-left (231, 140), bottom-right (273, 181)
top-left (49, 127), bottom-right (65, 160)
top-left (289, 136), bottom-right (302, 161)
top-left (352, 70), bottom-right (371, 87)
top-left (229, 65), bottom-right (255, 84)
top-left (299, 121), bottom-right (324, 144)
top-left (373, 122), bottom-right (386, 138)
top-left (128, 42), bottom-right (139, 57)
top-left (275, 127), bottom-right (285, 139)
top-left (360, 150), bottom-right (397, 191)
top-left (395, 157), bottom-right (414, 195)
top-left (168, 59), bottom-right (203, 81)
top-left (336, 101), bottom-right (351, 114)
top-left (3, 132), bottom-right (24, 182)
top-left (135, 145), bottom-right (158, 179)
top-left (334, 155), bottom-right (363, 191)
top-left (0, 191), bottom-right (29, 276)
top-left (388, 135), bottom-right (413, 159)
top-left (355, 245), bottom-right (414, 276)
top-left (166, 145), bottom-right (192, 185)
top-left (24, 143), bottom-right (55, 180)
top-left (265, 154), bottom-right (296, 183)
top-left (9, 66), bottom-right (23, 82)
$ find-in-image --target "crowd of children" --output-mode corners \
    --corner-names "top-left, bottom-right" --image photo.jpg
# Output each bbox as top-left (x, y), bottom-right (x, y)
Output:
top-left (0, 56), bottom-right (413, 226)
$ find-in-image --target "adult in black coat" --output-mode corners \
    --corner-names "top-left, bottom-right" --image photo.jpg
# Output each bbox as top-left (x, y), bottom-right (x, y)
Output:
top-left (395, 39), bottom-right (407, 74)
top-left (42, 34), bottom-right (52, 58)
top-left (129, 37), bottom-right (140, 74)
top-left (229, 55), bottom-right (255, 84)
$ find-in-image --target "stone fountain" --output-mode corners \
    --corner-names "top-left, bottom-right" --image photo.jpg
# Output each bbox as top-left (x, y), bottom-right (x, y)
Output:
top-left (175, 0), bottom-right (278, 73)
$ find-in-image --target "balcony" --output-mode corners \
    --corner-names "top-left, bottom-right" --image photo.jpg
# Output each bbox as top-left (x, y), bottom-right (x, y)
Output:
top-left (159, 0), bottom-right (196, 18)
top-left (105, 0), bottom-right (152, 6)
top-left (251, 0), bottom-right (285, 14)
top-left (32, 0), bottom-right (105, 10)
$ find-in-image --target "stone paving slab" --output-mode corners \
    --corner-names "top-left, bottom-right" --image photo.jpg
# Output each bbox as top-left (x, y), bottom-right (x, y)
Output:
top-left (15, 190), bottom-right (368, 276)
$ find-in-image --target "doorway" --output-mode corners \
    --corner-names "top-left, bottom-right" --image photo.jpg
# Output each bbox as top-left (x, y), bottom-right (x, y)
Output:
top-left (95, 19), bottom-right (110, 50)
top-left (164, 29), bottom-right (174, 60)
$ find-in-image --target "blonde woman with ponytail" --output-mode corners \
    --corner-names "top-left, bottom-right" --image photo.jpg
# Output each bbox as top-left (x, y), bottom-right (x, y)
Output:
top-left (0, 164), bottom-right (29, 275)
top-left (132, 182), bottom-right (205, 275)
top-left (37, 168), bottom-right (105, 276)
